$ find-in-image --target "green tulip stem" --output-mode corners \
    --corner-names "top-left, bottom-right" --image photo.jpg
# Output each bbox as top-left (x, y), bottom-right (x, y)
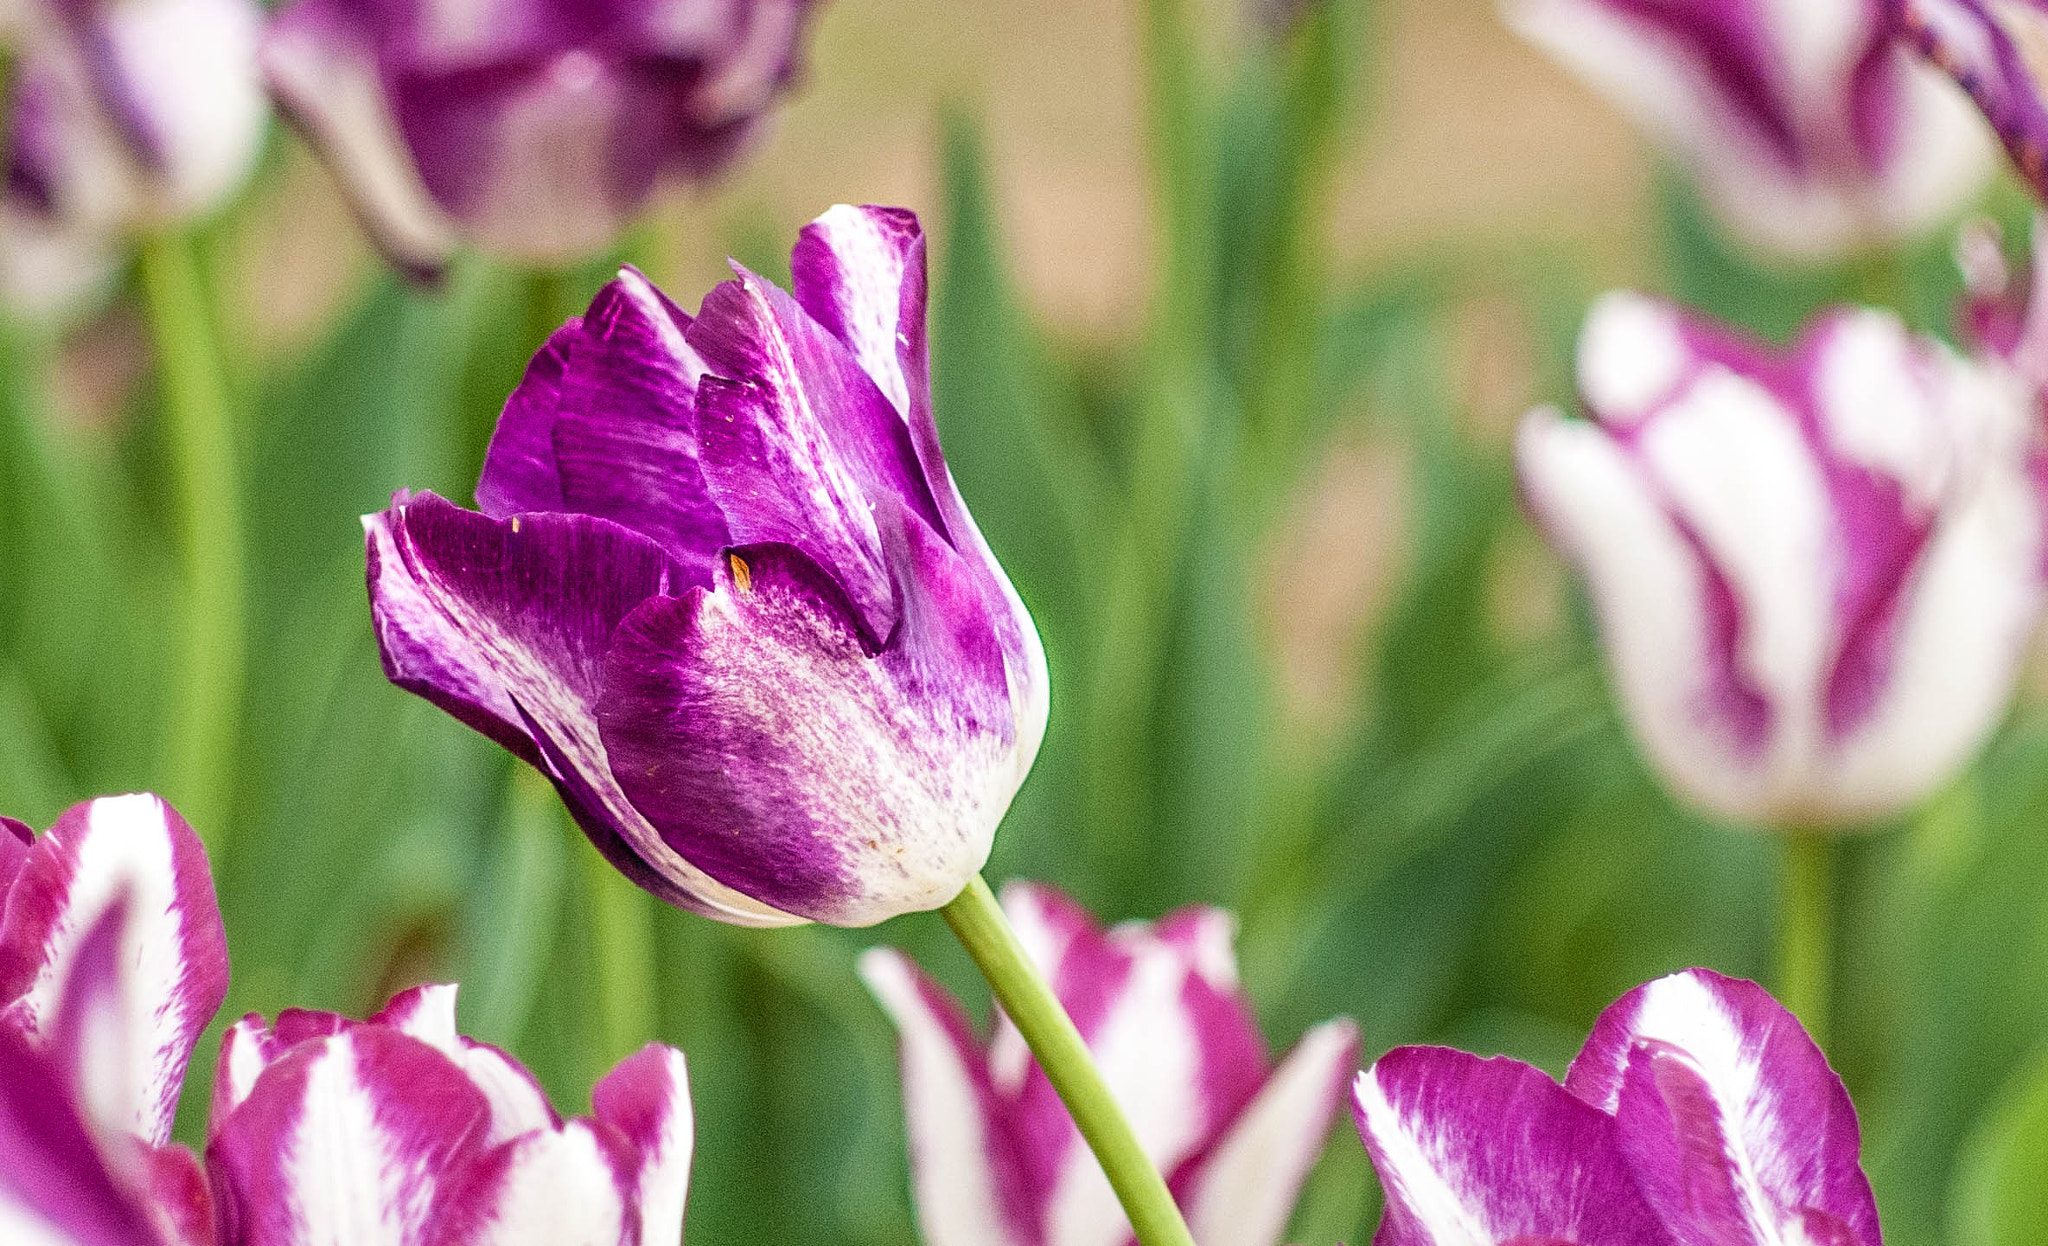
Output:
top-left (138, 231), bottom-right (245, 854)
top-left (1779, 829), bottom-right (1834, 1045)
top-left (581, 826), bottom-right (658, 1070)
top-left (941, 874), bottom-right (1197, 1246)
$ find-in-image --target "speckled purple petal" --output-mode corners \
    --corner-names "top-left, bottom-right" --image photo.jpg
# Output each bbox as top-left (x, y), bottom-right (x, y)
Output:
top-left (687, 263), bottom-right (948, 649)
top-left (0, 1020), bottom-right (162, 1246)
top-left (591, 1044), bottom-right (693, 1246)
top-left (1903, 0), bottom-right (2048, 197)
top-left (0, 818), bottom-right (31, 894)
top-left (1566, 968), bottom-right (1879, 1246)
top-left (0, 794), bottom-right (226, 1148)
top-left (1355, 1048), bottom-right (1677, 1246)
top-left (370, 984), bottom-right (557, 1145)
top-left (596, 505), bottom-right (1012, 925)
top-left (206, 1025), bottom-right (494, 1246)
top-left (365, 493), bottom-right (794, 926)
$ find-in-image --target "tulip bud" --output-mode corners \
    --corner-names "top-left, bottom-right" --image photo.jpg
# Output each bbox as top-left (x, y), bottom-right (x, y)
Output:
top-left (860, 883), bottom-right (1358, 1246)
top-left (262, 0), bottom-right (818, 279)
top-left (0, 0), bottom-right (267, 313)
top-left (1516, 291), bottom-right (2047, 828)
top-left (1503, 0), bottom-right (1994, 260)
top-left (366, 205), bottom-right (1049, 926)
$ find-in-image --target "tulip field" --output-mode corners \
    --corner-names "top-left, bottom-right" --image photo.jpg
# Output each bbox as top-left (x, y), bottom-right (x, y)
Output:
top-left (9, 1), bottom-right (2048, 1245)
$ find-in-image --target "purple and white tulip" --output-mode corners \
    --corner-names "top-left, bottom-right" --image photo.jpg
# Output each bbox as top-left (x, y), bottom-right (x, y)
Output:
top-left (366, 206), bottom-right (1048, 927)
top-left (1516, 291), bottom-right (2048, 828)
top-left (0, 793), bottom-right (228, 1246)
top-left (1899, 0), bottom-right (2048, 203)
top-left (0, 0), bottom-right (267, 313)
top-left (859, 883), bottom-right (1360, 1246)
top-left (207, 983), bottom-right (693, 1246)
top-left (1355, 968), bottom-right (1878, 1246)
top-left (261, 0), bottom-right (817, 279)
top-left (1503, 0), bottom-right (1993, 259)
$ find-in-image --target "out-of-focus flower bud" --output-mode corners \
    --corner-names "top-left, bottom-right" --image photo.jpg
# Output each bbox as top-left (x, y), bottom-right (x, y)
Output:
top-left (860, 883), bottom-right (1358, 1246)
top-left (0, 0), bottom-right (267, 314)
top-left (262, 0), bottom-right (818, 280)
top-left (1504, 0), bottom-right (1994, 260)
top-left (1516, 291), bottom-right (2047, 828)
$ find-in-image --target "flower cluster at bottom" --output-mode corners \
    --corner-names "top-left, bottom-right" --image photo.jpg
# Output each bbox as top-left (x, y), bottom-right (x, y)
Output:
top-left (0, 793), bottom-right (690, 1246)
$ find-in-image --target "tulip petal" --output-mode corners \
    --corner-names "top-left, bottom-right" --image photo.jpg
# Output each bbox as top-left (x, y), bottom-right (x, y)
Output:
top-left (1180, 1018), bottom-right (1360, 1246)
top-left (591, 1044), bottom-right (693, 1246)
top-left (427, 1121), bottom-right (635, 1246)
top-left (0, 795), bottom-right (226, 1147)
top-left (687, 263), bottom-right (947, 648)
top-left (372, 985), bottom-right (557, 1144)
top-left (206, 1026), bottom-right (493, 1246)
top-left (261, 2), bottom-right (457, 281)
top-left (1565, 969), bottom-right (1879, 1246)
top-left (1355, 1047), bottom-right (1677, 1246)
top-left (1902, 0), bottom-right (2048, 198)
top-left (364, 493), bottom-right (794, 926)
top-left (0, 818), bottom-right (31, 894)
top-left (598, 511), bottom-right (1012, 925)
top-left (210, 1015), bottom-right (288, 1137)
top-left (476, 322), bottom-right (576, 518)
top-left (858, 949), bottom-right (1034, 1246)
top-left (143, 1142), bottom-right (215, 1246)
top-left (0, 1021), bottom-right (162, 1246)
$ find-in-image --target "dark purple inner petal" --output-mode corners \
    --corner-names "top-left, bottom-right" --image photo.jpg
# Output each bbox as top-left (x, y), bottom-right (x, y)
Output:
top-left (2, 71), bottom-right (65, 219)
top-left (1613, 1041), bottom-right (1764, 1246)
top-left (1601, 0), bottom-right (1805, 169)
top-left (1845, 32), bottom-right (1905, 171)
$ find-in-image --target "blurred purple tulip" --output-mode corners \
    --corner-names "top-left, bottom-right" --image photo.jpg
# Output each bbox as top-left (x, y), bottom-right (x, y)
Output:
top-left (1515, 291), bottom-right (2047, 828)
top-left (0, 0), bottom-right (267, 313)
top-left (208, 984), bottom-right (693, 1246)
top-left (1356, 968), bottom-right (1878, 1246)
top-left (366, 205), bottom-right (1048, 928)
top-left (859, 883), bottom-right (1359, 1246)
top-left (262, 0), bottom-right (817, 278)
top-left (1899, 0), bottom-right (2048, 202)
top-left (1503, 0), bottom-right (1992, 259)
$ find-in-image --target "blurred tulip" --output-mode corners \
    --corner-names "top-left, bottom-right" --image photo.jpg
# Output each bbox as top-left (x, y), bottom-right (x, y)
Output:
top-left (1516, 291), bottom-right (2047, 829)
top-left (262, 0), bottom-right (817, 279)
top-left (366, 206), bottom-right (1048, 927)
top-left (1503, 0), bottom-right (1993, 260)
top-left (0, 794), bottom-right (228, 1246)
top-left (208, 984), bottom-right (692, 1246)
top-left (1356, 968), bottom-right (1877, 1246)
top-left (0, 0), bottom-right (267, 314)
top-left (859, 883), bottom-right (1359, 1246)
top-left (1900, 0), bottom-right (2048, 203)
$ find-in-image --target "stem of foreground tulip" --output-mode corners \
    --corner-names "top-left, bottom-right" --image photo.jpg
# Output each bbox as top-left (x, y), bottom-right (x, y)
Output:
top-left (138, 231), bottom-right (245, 854)
top-left (1779, 830), bottom-right (1834, 1045)
top-left (941, 875), bottom-right (1198, 1246)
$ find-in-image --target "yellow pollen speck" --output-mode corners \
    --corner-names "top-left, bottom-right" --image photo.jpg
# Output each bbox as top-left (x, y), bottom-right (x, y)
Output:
top-left (510, 517), bottom-right (522, 533)
top-left (729, 553), bottom-right (752, 594)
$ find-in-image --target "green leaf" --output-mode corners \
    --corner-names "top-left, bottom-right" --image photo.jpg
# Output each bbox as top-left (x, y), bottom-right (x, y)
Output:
top-left (1954, 1044), bottom-right (2048, 1246)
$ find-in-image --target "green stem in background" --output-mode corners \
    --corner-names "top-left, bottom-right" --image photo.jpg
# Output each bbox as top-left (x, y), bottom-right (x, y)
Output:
top-left (1780, 829), bottom-right (1835, 1045)
top-left (138, 232), bottom-right (245, 854)
top-left (581, 829), bottom-right (658, 1070)
top-left (942, 875), bottom-right (1198, 1246)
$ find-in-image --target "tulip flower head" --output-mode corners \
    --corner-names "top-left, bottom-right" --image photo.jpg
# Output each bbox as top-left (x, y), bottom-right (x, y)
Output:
top-left (262, 0), bottom-right (818, 278)
top-left (1504, 0), bottom-right (1994, 260)
top-left (860, 883), bottom-right (1359, 1246)
top-left (367, 205), bottom-right (1048, 927)
top-left (1517, 292), bottom-right (2048, 829)
top-left (0, 792), bottom-right (696, 1246)
top-left (1900, 0), bottom-right (2048, 202)
top-left (1355, 968), bottom-right (1877, 1246)
top-left (0, 0), bottom-right (267, 314)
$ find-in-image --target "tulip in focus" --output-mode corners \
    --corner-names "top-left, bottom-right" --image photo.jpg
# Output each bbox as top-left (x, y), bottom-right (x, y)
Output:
top-left (1356, 968), bottom-right (1878, 1246)
top-left (0, 792), bottom-right (697, 1246)
top-left (0, 0), bottom-right (267, 314)
top-left (1516, 291), bottom-right (2048, 829)
top-left (367, 205), bottom-right (1048, 927)
top-left (1503, 0), bottom-right (1993, 260)
top-left (262, 0), bottom-right (818, 279)
top-left (1900, 0), bottom-right (2048, 203)
top-left (860, 883), bottom-right (1359, 1246)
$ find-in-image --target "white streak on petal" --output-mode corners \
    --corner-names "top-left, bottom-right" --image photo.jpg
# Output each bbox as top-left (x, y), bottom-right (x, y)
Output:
top-left (1352, 1067), bottom-right (1492, 1246)
top-left (804, 205), bottom-right (913, 415)
top-left (287, 1035), bottom-right (419, 1245)
top-left (453, 1124), bottom-right (629, 1246)
top-left (1813, 310), bottom-right (1949, 507)
top-left (1577, 292), bottom-right (1688, 424)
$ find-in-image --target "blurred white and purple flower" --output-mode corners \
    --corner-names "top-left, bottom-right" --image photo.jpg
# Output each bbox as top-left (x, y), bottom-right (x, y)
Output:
top-left (1899, 0), bottom-right (2048, 202)
top-left (262, 0), bottom-right (818, 278)
top-left (859, 882), bottom-right (1359, 1246)
top-left (1356, 968), bottom-right (1878, 1246)
top-left (1504, 0), bottom-right (1994, 260)
top-left (366, 205), bottom-right (1048, 927)
top-left (1516, 291), bottom-right (2048, 828)
top-left (0, 0), bottom-right (267, 314)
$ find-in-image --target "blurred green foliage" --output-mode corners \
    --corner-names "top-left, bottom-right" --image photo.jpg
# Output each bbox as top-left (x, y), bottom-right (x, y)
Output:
top-left (6, 3), bottom-right (2048, 1245)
